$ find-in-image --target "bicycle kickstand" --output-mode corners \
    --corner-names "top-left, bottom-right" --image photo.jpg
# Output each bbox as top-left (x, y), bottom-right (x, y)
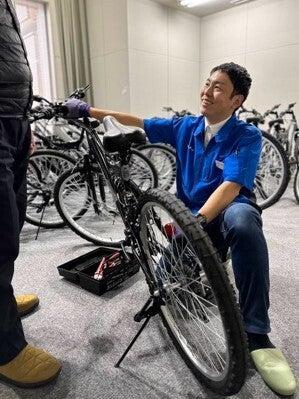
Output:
top-left (34, 192), bottom-right (51, 240)
top-left (114, 294), bottom-right (164, 368)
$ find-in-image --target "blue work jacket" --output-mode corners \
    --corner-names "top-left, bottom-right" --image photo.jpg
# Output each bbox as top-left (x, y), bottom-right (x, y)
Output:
top-left (143, 114), bottom-right (262, 214)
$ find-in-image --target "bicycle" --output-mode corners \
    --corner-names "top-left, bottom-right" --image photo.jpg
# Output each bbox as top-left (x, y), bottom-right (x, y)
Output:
top-left (54, 116), bottom-right (158, 245)
top-left (268, 102), bottom-right (298, 174)
top-left (237, 107), bottom-right (290, 209)
top-left (27, 94), bottom-right (158, 230)
top-left (52, 111), bottom-right (248, 395)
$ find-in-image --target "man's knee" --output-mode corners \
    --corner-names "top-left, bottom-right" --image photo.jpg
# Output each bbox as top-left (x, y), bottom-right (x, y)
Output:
top-left (223, 203), bottom-right (262, 238)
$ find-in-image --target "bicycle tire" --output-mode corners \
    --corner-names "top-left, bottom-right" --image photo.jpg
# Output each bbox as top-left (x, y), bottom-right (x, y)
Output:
top-left (130, 148), bottom-right (158, 190)
top-left (26, 149), bottom-right (76, 228)
top-left (137, 189), bottom-right (248, 395)
top-left (254, 131), bottom-right (290, 209)
top-left (137, 143), bottom-right (176, 191)
top-left (54, 150), bottom-right (157, 245)
top-left (294, 166), bottom-right (299, 203)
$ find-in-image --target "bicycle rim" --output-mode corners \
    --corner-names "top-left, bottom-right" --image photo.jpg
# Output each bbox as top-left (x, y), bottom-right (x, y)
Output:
top-left (137, 190), bottom-right (247, 395)
top-left (254, 132), bottom-right (289, 209)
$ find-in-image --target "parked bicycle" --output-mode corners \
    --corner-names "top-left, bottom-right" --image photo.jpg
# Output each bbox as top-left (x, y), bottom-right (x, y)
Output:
top-left (237, 106), bottom-right (290, 208)
top-left (52, 110), bottom-right (247, 395)
top-left (27, 100), bottom-right (158, 231)
top-left (268, 102), bottom-right (298, 174)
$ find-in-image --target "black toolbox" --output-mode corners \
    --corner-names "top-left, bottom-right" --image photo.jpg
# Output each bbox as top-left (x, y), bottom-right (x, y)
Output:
top-left (57, 246), bottom-right (140, 295)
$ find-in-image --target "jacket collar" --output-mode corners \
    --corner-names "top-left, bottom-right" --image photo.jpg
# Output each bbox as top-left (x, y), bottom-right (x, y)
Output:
top-left (194, 114), bottom-right (238, 142)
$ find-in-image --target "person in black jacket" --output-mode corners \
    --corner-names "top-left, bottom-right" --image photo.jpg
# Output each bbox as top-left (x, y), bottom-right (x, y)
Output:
top-left (0, 0), bottom-right (61, 387)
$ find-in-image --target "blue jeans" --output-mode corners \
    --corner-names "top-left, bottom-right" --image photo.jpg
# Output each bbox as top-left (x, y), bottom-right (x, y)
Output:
top-left (206, 202), bottom-right (270, 334)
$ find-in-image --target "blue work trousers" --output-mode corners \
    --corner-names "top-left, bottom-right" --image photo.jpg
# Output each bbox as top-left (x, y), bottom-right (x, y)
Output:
top-left (206, 202), bottom-right (270, 334)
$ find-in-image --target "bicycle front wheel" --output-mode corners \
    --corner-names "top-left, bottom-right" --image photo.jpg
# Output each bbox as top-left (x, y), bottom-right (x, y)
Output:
top-left (254, 131), bottom-right (290, 209)
top-left (137, 189), bottom-right (247, 396)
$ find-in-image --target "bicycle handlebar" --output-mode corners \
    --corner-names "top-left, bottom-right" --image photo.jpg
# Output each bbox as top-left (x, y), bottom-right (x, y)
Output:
top-left (238, 105), bottom-right (260, 117)
top-left (32, 94), bottom-right (54, 106)
top-left (162, 106), bottom-right (194, 117)
top-left (287, 102), bottom-right (296, 110)
top-left (29, 104), bottom-right (68, 123)
top-left (69, 84), bottom-right (90, 99)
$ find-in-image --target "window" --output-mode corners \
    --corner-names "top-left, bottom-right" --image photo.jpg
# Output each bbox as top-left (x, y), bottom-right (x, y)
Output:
top-left (15, 0), bottom-right (53, 98)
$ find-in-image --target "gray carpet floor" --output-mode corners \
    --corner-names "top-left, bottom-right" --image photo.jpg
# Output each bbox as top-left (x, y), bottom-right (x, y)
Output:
top-left (0, 185), bottom-right (298, 399)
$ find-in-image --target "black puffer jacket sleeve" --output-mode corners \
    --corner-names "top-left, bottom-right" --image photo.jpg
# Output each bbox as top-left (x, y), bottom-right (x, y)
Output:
top-left (0, 0), bottom-right (32, 117)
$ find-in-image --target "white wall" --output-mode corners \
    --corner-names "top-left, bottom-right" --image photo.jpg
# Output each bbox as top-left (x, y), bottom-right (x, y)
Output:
top-left (85, 0), bottom-right (200, 117)
top-left (86, 0), bottom-right (130, 111)
top-left (128, 0), bottom-right (200, 117)
top-left (200, 0), bottom-right (299, 115)
top-left (85, 0), bottom-right (299, 117)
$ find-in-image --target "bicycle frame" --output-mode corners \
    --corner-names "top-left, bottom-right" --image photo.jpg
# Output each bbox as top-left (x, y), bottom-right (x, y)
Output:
top-left (70, 118), bottom-right (157, 291)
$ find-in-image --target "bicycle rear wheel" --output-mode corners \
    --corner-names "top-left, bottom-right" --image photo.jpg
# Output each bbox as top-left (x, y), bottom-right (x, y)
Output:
top-left (137, 189), bottom-right (247, 396)
top-left (26, 150), bottom-right (76, 228)
top-left (54, 150), bottom-right (157, 245)
top-left (254, 131), bottom-right (290, 209)
top-left (137, 143), bottom-right (176, 191)
top-left (54, 166), bottom-right (126, 246)
top-left (130, 149), bottom-right (158, 190)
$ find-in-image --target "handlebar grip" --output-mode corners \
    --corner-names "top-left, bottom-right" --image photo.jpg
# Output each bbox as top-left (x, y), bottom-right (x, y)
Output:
top-left (69, 84), bottom-right (90, 99)
top-left (32, 94), bottom-right (43, 102)
top-left (288, 102), bottom-right (296, 109)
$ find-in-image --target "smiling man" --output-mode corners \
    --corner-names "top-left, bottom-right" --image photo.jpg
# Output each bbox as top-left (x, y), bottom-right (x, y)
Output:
top-left (65, 62), bottom-right (296, 396)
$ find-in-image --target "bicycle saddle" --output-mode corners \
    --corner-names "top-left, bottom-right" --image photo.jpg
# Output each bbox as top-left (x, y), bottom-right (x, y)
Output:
top-left (268, 118), bottom-right (283, 128)
top-left (102, 116), bottom-right (146, 153)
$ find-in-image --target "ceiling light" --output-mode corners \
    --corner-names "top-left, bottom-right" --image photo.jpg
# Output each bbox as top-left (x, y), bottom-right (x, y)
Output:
top-left (230, 0), bottom-right (250, 4)
top-left (179, 0), bottom-right (210, 8)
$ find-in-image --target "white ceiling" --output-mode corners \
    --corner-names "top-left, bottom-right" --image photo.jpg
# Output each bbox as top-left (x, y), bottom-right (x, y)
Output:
top-left (153, 0), bottom-right (252, 17)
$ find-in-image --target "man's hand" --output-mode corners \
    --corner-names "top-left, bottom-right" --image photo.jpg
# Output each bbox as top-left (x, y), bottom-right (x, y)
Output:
top-left (64, 98), bottom-right (91, 119)
top-left (29, 130), bottom-right (36, 155)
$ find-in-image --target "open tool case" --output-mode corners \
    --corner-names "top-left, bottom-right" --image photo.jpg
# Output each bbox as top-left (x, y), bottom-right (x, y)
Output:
top-left (57, 246), bottom-right (140, 295)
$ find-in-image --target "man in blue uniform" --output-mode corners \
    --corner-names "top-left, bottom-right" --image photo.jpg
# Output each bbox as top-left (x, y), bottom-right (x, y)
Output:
top-left (65, 62), bottom-right (296, 396)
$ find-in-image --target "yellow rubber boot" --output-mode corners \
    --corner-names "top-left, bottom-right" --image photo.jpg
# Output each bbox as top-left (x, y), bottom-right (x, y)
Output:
top-left (0, 345), bottom-right (61, 388)
top-left (15, 294), bottom-right (39, 316)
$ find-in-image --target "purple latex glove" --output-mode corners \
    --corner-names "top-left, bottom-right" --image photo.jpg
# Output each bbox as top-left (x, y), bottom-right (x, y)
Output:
top-left (64, 98), bottom-right (91, 118)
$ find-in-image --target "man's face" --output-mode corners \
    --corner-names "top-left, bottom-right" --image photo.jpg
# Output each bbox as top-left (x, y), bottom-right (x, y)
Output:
top-left (200, 70), bottom-right (243, 123)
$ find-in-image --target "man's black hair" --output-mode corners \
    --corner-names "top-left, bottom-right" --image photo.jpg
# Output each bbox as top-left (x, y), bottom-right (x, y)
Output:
top-left (210, 62), bottom-right (252, 101)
